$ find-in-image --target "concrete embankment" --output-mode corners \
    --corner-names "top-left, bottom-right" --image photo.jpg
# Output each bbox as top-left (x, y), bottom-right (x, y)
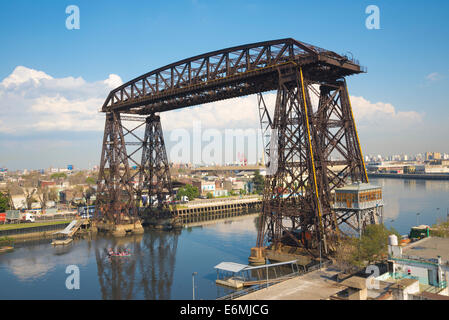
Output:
top-left (368, 173), bottom-right (449, 180)
top-left (0, 221), bottom-right (71, 241)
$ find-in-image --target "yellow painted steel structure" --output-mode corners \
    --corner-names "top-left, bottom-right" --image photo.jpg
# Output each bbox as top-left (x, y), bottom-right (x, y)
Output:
top-left (299, 67), bottom-right (325, 239)
top-left (344, 79), bottom-right (369, 183)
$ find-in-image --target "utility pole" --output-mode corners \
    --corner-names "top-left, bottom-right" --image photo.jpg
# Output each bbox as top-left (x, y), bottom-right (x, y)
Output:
top-left (192, 272), bottom-right (197, 300)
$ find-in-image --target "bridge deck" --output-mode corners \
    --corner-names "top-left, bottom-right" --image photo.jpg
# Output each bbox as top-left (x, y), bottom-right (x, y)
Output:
top-left (102, 38), bottom-right (364, 114)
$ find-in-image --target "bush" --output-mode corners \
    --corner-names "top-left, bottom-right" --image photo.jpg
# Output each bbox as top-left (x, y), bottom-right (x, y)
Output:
top-left (176, 184), bottom-right (200, 201)
top-left (334, 224), bottom-right (399, 269)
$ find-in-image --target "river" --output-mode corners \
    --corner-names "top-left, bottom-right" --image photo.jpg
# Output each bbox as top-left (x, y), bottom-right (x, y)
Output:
top-left (0, 178), bottom-right (448, 299)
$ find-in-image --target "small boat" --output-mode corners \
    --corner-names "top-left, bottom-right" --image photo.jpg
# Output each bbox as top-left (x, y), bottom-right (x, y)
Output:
top-left (107, 249), bottom-right (131, 257)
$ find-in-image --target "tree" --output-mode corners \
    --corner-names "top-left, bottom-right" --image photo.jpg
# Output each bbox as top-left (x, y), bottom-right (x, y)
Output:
top-left (356, 224), bottom-right (399, 266)
top-left (82, 187), bottom-right (96, 206)
top-left (334, 224), bottom-right (399, 270)
top-left (37, 186), bottom-right (49, 210)
top-left (50, 172), bottom-right (67, 180)
top-left (85, 176), bottom-right (96, 186)
top-left (48, 187), bottom-right (59, 202)
top-left (23, 188), bottom-right (37, 210)
top-left (252, 170), bottom-right (264, 194)
top-left (0, 193), bottom-right (10, 212)
top-left (176, 184), bottom-right (199, 201)
top-left (206, 192), bottom-right (213, 199)
top-left (69, 171), bottom-right (87, 186)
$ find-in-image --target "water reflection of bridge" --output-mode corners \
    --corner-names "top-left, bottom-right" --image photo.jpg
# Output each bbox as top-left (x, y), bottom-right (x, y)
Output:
top-left (95, 230), bottom-right (179, 300)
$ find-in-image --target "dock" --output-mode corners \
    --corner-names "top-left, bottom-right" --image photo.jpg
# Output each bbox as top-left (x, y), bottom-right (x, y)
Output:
top-left (174, 196), bottom-right (262, 225)
top-left (51, 219), bottom-right (89, 245)
top-left (53, 219), bottom-right (88, 238)
top-left (214, 260), bottom-right (301, 290)
top-left (51, 238), bottom-right (73, 246)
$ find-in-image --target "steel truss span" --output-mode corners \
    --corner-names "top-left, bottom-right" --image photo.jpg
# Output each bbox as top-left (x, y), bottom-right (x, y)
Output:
top-left (97, 38), bottom-right (372, 257)
top-left (101, 38), bottom-right (363, 114)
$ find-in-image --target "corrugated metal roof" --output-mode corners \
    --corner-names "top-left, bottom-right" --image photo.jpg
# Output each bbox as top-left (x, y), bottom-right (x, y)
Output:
top-left (243, 260), bottom-right (299, 271)
top-left (214, 260), bottom-right (299, 273)
top-left (335, 182), bottom-right (381, 192)
top-left (214, 262), bottom-right (248, 273)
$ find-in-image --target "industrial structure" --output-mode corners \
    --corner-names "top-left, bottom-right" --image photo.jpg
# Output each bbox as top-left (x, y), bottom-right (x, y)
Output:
top-left (333, 183), bottom-right (383, 237)
top-left (95, 38), bottom-right (379, 260)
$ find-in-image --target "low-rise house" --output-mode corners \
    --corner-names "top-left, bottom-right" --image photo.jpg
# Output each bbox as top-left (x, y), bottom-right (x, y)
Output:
top-left (192, 180), bottom-right (215, 196)
top-left (374, 235), bottom-right (449, 299)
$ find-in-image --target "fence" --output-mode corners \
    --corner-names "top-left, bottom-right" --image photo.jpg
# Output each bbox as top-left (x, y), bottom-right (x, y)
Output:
top-left (35, 213), bottom-right (77, 221)
top-left (216, 273), bottom-right (299, 300)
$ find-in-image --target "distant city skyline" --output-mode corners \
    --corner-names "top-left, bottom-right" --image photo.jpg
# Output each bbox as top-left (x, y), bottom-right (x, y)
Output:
top-left (2, 149), bottom-right (449, 173)
top-left (1, 1), bottom-right (449, 170)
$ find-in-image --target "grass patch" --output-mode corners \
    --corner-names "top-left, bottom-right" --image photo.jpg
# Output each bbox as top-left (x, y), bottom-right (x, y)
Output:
top-left (0, 220), bottom-right (71, 231)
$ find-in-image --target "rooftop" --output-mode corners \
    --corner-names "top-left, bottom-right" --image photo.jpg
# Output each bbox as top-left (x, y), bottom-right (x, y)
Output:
top-left (402, 237), bottom-right (449, 264)
top-left (340, 276), bottom-right (367, 290)
top-left (336, 182), bottom-right (381, 192)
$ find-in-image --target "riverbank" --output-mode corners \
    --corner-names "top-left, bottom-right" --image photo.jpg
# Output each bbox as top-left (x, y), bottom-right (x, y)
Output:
top-left (0, 220), bottom-right (71, 231)
top-left (368, 173), bottom-right (449, 180)
top-left (0, 220), bottom-right (71, 240)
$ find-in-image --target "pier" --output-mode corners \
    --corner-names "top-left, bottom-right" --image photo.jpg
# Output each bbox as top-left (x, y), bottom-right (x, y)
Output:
top-left (173, 196), bottom-right (262, 225)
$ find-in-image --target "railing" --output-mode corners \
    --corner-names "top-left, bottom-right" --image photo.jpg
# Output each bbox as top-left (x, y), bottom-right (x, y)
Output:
top-left (393, 255), bottom-right (439, 266)
top-left (217, 260), bottom-right (333, 300)
top-left (216, 272), bottom-right (300, 300)
top-left (35, 213), bottom-right (77, 221)
top-left (390, 272), bottom-right (419, 281)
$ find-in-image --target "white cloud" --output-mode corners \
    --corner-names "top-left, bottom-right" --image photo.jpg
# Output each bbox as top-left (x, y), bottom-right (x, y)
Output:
top-left (350, 96), bottom-right (423, 130)
top-left (161, 93), bottom-right (276, 131)
top-left (0, 66), bottom-right (422, 137)
top-left (1, 66), bottom-right (52, 87)
top-left (426, 72), bottom-right (443, 82)
top-left (0, 66), bottom-right (122, 134)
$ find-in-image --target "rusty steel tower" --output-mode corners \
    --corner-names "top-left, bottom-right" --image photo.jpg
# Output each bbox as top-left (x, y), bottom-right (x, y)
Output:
top-left (96, 38), bottom-right (372, 253)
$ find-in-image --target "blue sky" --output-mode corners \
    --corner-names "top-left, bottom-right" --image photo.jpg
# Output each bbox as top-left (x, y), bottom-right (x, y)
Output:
top-left (0, 0), bottom-right (448, 170)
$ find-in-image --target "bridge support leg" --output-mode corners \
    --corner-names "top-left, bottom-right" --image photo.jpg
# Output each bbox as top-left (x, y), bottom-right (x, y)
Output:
top-left (255, 66), bottom-right (327, 263)
top-left (96, 111), bottom-right (142, 234)
top-left (255, 67), bottom-right (371, 262)
top-left (139, 113), bottom-right (177, 225)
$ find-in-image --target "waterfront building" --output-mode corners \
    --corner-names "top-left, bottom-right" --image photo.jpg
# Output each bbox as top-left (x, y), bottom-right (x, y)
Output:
top-left (192, 180), bottom-right (215, 196)
top-left (332, 182), bottom-right (384, 237)
top-left (374, 235), bottom-right (449, 298)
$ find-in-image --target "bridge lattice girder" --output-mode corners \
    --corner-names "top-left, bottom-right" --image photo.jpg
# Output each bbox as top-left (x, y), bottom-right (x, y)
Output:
top-left (102, 38), bottom-right (363, 114)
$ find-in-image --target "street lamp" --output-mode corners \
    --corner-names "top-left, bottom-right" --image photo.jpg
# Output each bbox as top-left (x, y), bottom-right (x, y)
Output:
top-left (192, 272), bottom-right (197, 300)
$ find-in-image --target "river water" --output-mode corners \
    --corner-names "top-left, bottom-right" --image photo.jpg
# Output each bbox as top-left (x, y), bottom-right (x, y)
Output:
top-left (0, 178), bottom-right (448, 300)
